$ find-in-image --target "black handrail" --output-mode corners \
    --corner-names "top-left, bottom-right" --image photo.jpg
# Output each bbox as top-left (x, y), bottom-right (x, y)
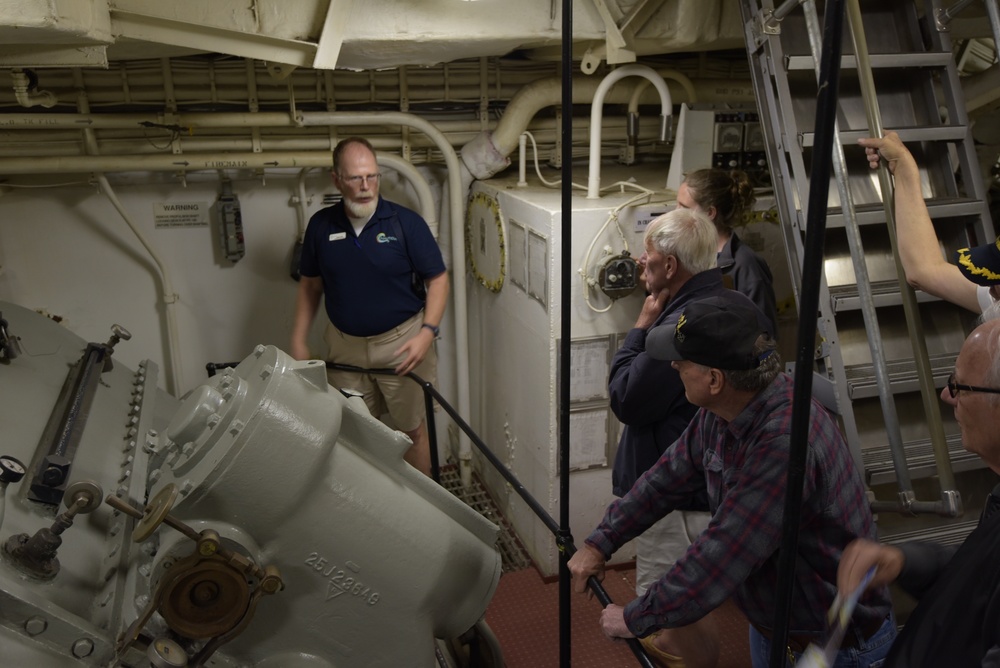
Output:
top-left (326, 362), bottom-right (655, 667)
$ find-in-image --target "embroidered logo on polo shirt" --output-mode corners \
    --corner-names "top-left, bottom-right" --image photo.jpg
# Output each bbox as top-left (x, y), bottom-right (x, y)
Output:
top-left (376, 232), bottom-right (398, 244)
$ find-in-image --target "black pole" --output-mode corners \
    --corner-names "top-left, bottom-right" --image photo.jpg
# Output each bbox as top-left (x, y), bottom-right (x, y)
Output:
top-left (558, 0), bottom-right (574, 665)
top-left (769, 1), bottom-right (845, 666)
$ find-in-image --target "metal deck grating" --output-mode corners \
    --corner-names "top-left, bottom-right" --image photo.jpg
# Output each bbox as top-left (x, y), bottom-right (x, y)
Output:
top-left (439, 464), bottom-right (533, 572)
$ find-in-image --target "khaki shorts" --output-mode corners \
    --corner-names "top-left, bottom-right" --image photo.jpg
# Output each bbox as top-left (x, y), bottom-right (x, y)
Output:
top-left (323, 311), bottom-right (436, 433)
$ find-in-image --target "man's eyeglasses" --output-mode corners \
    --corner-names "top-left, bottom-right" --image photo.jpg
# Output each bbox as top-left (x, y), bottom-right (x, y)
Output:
top-left (341, 173), bottom-right (381, 187)
top-left (946, 372), bottom-right (1000, 398)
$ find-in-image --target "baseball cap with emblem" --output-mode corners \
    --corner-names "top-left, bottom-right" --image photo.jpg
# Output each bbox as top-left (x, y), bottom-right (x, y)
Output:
top-left (646, 294), bottom-right (766, 370)
top-left (956, 235), bottom-right (1000, 286)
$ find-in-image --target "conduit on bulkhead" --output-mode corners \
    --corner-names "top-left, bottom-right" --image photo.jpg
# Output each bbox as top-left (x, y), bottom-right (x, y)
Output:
top-left (96, 173), bottom-right (184, 395)
top-left (73, 67), bottom-right (184, 395)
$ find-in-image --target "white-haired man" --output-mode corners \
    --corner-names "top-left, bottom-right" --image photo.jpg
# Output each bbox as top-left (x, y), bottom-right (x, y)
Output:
top-left (609, 209), bottom-right (773, 616)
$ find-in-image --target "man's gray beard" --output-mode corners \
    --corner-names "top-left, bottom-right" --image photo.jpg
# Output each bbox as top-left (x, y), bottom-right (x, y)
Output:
top-left (346, 198), bottom-right (378, 219)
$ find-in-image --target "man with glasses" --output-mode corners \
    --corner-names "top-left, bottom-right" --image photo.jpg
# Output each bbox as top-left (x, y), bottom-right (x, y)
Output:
top-left (291, 136), bottom-right (448, 476)
top-left (837, 314), bottom-right (1000, 666)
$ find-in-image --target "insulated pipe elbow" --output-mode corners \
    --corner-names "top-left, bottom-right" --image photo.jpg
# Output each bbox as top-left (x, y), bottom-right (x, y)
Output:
top-left (587, 64), bottom-right (672, 199)
top-left (378, 153), bottom-right (439, 235)
top-left (10, 69), bottom-right (57, 109)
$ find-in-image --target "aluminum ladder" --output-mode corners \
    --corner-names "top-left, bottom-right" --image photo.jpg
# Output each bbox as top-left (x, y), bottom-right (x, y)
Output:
top-left (739, 0), bottom-right (996, 524)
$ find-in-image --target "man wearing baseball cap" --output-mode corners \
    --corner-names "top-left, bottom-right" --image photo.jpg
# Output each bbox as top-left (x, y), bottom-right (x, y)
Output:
top-left (607, 206), bottom-right (774, 658)
top-left (568, 295), bottom-right (895, 668)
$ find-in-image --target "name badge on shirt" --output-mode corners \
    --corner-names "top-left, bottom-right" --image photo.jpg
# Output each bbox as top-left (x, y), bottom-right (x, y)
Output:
top-left (328, 232), bottom-right (347, 241)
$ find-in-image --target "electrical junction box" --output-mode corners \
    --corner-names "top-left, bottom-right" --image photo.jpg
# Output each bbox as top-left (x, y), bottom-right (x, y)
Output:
top-left (216, 181), bottom-right (245, 264)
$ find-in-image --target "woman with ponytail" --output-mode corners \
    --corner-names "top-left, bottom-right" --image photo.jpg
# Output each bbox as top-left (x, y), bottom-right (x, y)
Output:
top-left (678, 168), bottom-right (779, 337)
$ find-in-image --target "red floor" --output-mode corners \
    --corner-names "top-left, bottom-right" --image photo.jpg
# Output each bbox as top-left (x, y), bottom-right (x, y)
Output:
top-left (485, 565), bottom-right (752, 667)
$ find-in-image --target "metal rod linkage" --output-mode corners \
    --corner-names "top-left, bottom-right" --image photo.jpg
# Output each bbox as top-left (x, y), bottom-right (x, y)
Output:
top-left (769, 0), bottom-right (808, 25)
top-left (936, 0), bottom-right (980, 27)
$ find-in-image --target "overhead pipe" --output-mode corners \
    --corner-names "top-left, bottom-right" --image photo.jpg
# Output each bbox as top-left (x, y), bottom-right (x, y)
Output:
top-left (0, 116), bottom-right (583, 142)
top-left (0, 151), bottom-right (339, 174)
top-left (15, 55), bottom-right (754, 109)
top-left (0, 149), bottom-right (436, 220)
top-left (0, 118), bottom-right (648, 159)
top-left (586, 65), bottom-right (671, 199)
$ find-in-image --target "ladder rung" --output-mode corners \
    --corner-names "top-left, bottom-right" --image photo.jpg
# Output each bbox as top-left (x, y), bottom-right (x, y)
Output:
top-left (880, 519), bottom-right (977, 546)
top-left (862, 435), bottom-right (983, 486)
top-left (799, 124), bottom-right (967, 148)
top-left (844, 355), bottom-right (956, 399)
top-left (824, 198), bottom-right (985, 228)
top-left (828, 282), bottom-right (940, 313)
top-left (785, 52), bottom-right (954, 71)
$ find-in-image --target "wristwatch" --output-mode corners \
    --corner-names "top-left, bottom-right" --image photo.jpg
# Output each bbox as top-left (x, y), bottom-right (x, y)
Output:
top-left (421, 323), bottom-right (440, 337)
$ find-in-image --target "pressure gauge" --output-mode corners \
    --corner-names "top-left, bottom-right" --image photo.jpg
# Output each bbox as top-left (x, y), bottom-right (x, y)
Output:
top-left (0, 455), bottom-right (26, 484)
top-left (598, 253), bottom-right (639, 301)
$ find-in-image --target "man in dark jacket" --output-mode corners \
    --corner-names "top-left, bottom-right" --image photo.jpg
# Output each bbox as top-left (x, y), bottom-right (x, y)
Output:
top-left (608, 207), bottom-right (771, 599)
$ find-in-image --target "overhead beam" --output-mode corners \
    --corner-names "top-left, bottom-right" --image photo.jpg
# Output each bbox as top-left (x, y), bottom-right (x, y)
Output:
top-left (110, 9), bottom-right (318, 67)
top-left (313, 0), bottom-right (357, 70)
top-left (0, 45), bottom-right (108, 68)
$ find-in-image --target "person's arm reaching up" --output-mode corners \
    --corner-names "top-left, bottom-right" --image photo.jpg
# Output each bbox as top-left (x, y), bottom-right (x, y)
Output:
top-left (859, 131), bottom-right (981, 313)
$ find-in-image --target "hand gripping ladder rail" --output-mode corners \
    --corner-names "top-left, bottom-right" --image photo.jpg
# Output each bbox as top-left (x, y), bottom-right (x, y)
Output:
top-left (740, 0), bottom-right (997, 525)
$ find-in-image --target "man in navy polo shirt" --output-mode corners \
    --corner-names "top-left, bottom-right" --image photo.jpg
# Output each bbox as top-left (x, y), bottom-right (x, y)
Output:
top-left (290, 136), bottom-right (449, 476)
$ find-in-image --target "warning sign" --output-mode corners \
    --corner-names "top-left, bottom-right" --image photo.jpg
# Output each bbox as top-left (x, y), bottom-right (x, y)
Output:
top-left (153, 202), bottom-right (209, 228)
